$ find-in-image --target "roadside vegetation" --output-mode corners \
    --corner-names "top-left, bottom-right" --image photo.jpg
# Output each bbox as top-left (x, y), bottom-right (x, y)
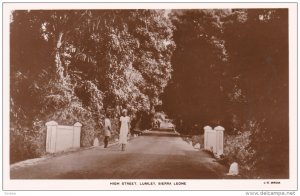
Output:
top-left (11, 9), bottom-right (288, 179)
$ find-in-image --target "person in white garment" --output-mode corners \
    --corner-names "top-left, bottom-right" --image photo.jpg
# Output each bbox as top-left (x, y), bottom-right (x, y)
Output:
top-left (119, 109), bottom-right (130, 151)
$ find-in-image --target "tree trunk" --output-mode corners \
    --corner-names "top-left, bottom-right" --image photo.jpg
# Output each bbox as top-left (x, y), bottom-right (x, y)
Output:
top-left (55, 32), bottom-right (65, 83)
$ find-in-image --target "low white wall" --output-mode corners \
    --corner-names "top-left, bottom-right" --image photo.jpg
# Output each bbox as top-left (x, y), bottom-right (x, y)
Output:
top-left (46, 121), bottom-right (82, 153)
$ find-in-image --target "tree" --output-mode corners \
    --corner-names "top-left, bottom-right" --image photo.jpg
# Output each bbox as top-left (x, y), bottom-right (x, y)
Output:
top-left (10, 10), bottom-right (175, 162)
top-left (162, 9), bottom-right (289, 178)
top-left (223, 9), bottom-right (289, 178)
top-left (162, 10), bottom-right (231, 131)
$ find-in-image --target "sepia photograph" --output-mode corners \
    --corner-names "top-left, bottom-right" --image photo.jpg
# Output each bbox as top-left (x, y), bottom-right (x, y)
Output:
top-left (2, 2), bottom-right (298, 191)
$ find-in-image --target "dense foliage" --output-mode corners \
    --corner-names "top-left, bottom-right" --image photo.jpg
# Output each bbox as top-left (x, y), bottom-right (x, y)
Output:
top-left (162, 9), bottom-right (288, 178)
top-left (10, 10), bottom-right (175, 163)
top-left (10, 9), bottom-right (289, 179)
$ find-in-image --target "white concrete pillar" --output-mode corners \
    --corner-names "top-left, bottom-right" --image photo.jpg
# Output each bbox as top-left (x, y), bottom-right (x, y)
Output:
top-left (214, 126), bottom-right (225, 156)
top-left (203, 126), bottom-right (213, 151)
top-left (73, 122), bottom-right (82, 148)
top-left (46, 121), bottom-right (58, 153)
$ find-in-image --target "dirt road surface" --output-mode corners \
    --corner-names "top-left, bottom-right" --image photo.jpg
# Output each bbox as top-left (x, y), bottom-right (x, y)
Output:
top-left (11, 131), bottom-right (227, 179)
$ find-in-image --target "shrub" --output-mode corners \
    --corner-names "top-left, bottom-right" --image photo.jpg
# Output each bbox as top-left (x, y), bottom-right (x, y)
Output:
top-left (190, 135), bottom-right (204, 146)
top-left (181, 135), bottom-right (204, 147)
top-left (224, 130), bottom-right (254, 177)
top-left (10, 120), bottom-right (46, 164)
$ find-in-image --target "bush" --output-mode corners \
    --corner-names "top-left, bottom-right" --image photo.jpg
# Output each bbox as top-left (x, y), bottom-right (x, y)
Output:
top-left (80, 119), bottom-right (97, 147)
top-left (10, 128), bottom-right (34, 164)
top-left (181, 135), bottom-right (204, 147)
top-left (10, 121), bottom-right (46, 164)
top-left (224, 130), bottom-right (254, 177)
top-left (190, 135), bottom-right (204, 146)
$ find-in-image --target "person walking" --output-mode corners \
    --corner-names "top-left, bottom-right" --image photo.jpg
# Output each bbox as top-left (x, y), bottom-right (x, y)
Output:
top-left (119, 109), bottom-right (130, 151)
top-left (104, 113), bottom-right (112, 148)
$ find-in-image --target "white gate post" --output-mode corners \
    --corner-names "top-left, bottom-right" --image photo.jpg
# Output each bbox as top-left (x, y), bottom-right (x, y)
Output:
top-left (214, 126), bottom-right (225, 156)
top-left (203, 126), bottom-right (213, 150)
top-left (73, 122), bottom-right (82, 148)
top-left (46, 121), bottom-right (58, 153)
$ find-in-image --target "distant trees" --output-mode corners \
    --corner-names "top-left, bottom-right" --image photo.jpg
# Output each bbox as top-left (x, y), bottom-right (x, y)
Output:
top-left (162, 9), bottom-right (288, 178)
top-left (10, 10), bottom-right (175, 163)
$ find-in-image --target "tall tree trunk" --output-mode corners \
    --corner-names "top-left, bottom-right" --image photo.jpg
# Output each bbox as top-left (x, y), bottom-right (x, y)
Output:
top-left (55, 32), bottom-right (65, 83)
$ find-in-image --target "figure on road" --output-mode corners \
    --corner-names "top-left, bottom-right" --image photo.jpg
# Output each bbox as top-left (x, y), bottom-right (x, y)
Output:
top-left (104, 113), bottom-right (112, 148)
top-left (119, 109), bottom-right (130, 151)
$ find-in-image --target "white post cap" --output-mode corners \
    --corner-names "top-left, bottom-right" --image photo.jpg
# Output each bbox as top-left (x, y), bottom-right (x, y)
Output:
top-left (46, 121), bottom-right (58, 126)
top-left (203, 126), bottom-right (213, 131)
top-left (74, 122), bottom-right (82, 127)
top-left (214, 126), bottom-right (225, 131)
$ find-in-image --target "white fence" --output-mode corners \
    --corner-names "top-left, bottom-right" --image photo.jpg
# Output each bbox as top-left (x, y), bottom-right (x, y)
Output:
top-left (204, 125), bottom-right (225, 156)
top-left (46, 121), bottom-right (82, 153)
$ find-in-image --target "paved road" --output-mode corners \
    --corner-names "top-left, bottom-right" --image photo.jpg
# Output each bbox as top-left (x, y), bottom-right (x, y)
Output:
top-left (10, 131), bottom-right (227, 179)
